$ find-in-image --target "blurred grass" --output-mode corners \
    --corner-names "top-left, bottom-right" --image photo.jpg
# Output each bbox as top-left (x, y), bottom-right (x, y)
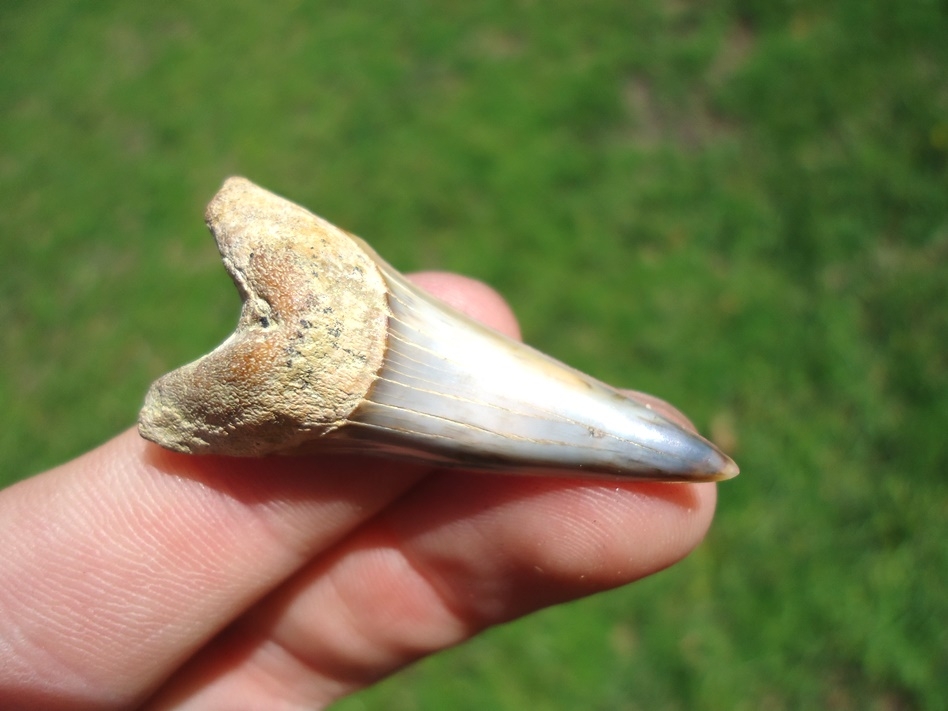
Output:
top-left (2, 0), bottom-right (946, 708)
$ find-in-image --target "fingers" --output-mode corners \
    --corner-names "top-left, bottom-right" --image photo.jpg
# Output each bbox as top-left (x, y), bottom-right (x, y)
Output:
top-left (0, 274), bottom-right (523, 710)
top-left (1, 270), bottom-right (716, 711)
top-left (0, 434), bottom-right (428, 711)
top-left (287, 473), bottom-right (715, 692)
top-left (147, 471), bottom-right (715, 710)
top-left (146, 411), bottom-right (715, 704)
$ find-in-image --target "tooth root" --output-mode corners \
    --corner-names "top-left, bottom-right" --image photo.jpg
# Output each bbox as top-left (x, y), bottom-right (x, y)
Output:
top-left (139, 177), bottom-right (739, 482)
top-left (139, 177), bottom-right (390, 457)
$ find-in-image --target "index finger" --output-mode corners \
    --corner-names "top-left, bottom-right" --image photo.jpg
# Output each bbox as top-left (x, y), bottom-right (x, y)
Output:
top-left (0, 273), bottom-right (520, 710)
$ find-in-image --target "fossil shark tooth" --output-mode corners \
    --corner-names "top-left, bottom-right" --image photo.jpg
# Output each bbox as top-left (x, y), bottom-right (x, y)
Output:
top-left (139, 177), bottom-right (739, 482)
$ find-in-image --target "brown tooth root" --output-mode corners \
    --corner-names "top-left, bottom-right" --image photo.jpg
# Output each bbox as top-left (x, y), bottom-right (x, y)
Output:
top-left (140, 177), bottom-right (389, 456)
top-left (139, 177), bottom-right (739, 482)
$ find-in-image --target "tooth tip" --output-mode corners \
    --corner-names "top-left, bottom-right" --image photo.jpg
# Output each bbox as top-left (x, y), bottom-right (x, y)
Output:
top-left (715, 456), bottom-right (740, 480)
top-left (695, 443), bottom-right (739, 481)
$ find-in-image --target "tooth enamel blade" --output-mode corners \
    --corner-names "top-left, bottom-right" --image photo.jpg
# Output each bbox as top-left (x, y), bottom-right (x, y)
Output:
top-left (338, 261), bottom-right (738, 481)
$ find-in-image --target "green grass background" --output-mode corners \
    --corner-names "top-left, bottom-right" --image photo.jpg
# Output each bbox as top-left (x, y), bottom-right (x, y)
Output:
top-left (2, 1), bottom-right (946, 708)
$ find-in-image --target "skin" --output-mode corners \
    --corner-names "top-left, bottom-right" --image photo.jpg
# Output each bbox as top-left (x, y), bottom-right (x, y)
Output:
top-left (0, 272), bottom-right (716, 711)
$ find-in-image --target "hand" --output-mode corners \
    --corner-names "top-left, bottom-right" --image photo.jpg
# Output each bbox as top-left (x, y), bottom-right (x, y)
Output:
top-left (0, 273), bottom-right (717, 711)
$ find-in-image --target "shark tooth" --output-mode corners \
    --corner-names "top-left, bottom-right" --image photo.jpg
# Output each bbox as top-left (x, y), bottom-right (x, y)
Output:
top-left (139, 177), bottom-right (738, 482)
